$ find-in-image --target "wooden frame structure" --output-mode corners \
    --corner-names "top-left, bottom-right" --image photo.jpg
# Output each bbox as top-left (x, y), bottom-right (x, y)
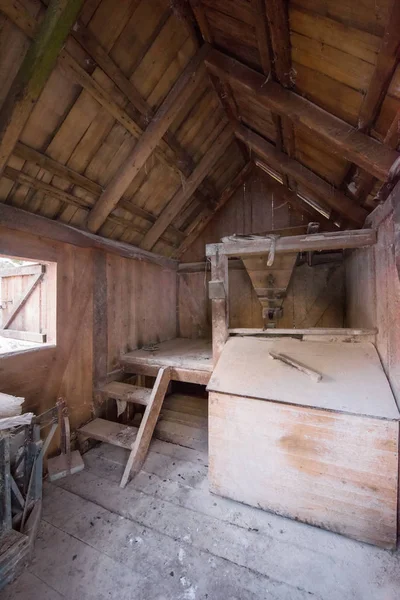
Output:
top-left (206, 228), bottom-right (377, 363)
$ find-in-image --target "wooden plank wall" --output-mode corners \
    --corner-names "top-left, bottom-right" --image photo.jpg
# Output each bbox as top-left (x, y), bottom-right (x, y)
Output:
top-left (180, 168), bottom-right (308, 263)
top-left (178, 168), bottom-right (344, 336)
top-left (0, 225), bottom-right (177, 434)
top-left (346, 205), bottom-right (400, 406)
top-left (178, 263), bottom-right (344, 338)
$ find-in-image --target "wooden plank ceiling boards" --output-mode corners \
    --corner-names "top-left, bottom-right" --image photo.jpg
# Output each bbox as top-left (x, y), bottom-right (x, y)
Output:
top-left (0, 0), bottom-right (399, 258)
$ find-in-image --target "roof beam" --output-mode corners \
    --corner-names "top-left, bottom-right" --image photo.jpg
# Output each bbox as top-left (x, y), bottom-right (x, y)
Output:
top-left (0, 0), bottom-right (84, 176)
top-left (358, 0), bottom-right (400, 131)
top-left (206, 229), bottom-right (377, 258)
top-left (140, 125), bottom-right (234, 251)
top-left (205, 49), bottom-right (400, 181)
top-left (263, 0), bottom-right (292, 87)
top-left (236, 124), bottom-right (368, 225)
top-left (86, 43), bottom-right (211, 233)
top-left (12, 142), bottom-right (186, 241)
top-left (0, 204), bottom-right (177, 269)
top-left (250, 0), bottom-right (272, 74)
top-left (173, 162), bottom-right (254, 259)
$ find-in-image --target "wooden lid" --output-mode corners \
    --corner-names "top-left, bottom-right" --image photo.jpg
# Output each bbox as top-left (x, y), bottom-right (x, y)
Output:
top-left (207, 337), bottom-right (400, 420)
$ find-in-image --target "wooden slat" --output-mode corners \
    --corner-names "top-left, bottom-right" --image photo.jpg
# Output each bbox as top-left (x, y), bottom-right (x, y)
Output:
top-left (205, 49), bottom-right (400, 181)
top-left (236, 125), bottom-right (368, 225)
top-left (140, 125), bottom-right (233, 250)
top-left (86, 44), bottom-right (211, 233)
top-left (0, 330), bottom-right (46, 343)
top-left (120, 367), bottom-right (171, 487)
top-left (98, 381), bottom-right (152, 406)
top-left (0, 0), bottom-right (84, 175)
top-left (206, 229), bottom-right (377, 257)
top-left (78, 418), bottom-right (138, 449)
top-left (0, 264), bottom-right (42, 277)
top-left (2, 269), bottom-right (44, 330)
top-left (0, 204), bottom-right (178, 269)
top-left (358, 0), bottom-right (400, 130)
top-left (0, 0), bottom-right (38, 38)
top-left (174, 162), bottom-right (253, 259)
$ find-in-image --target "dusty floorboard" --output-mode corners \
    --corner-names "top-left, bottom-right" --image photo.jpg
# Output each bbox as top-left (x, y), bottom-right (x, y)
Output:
top-left (3, 438), bottom-right (400, 600)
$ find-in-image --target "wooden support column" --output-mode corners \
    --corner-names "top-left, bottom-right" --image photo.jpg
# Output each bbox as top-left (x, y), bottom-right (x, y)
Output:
top-left (0, 0), bottom-right (84, 175)
top-left (210, 250), bottom-right (229, 365)
top-left (93, 250), bottom-right (108, 417)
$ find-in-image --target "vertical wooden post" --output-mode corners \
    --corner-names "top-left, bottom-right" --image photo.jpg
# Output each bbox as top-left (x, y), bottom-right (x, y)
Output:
top-left (210, 249), bottom-right (229, 365)
top-left (92, 250), bottom-right (108, 416)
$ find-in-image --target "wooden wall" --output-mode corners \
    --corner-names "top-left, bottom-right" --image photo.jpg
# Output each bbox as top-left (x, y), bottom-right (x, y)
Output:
top-left (180, 168), bottom-right (309, 263)
top-left (0, 225), bottom-right (177, 434)
top-left (346, 199), bottom-right (400, 406)
top-left (178, 263), bottom-right (344, 337)
top-left (178, 167), bottom-right (344, 336)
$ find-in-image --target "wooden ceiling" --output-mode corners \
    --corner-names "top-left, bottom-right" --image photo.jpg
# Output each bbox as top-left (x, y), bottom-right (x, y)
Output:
top-left (0, 0), bottom-right (399, 259)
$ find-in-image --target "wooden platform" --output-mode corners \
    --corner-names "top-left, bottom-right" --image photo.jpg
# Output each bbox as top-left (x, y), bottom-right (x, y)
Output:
top-left (121, 338), bottom-right (213, 385)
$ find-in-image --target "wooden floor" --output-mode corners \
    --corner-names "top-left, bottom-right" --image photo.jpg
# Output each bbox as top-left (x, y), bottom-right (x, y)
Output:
top-left (4, 394), bottom-right (400, 600)
top-left (121, 338), bottom-right (213, 384)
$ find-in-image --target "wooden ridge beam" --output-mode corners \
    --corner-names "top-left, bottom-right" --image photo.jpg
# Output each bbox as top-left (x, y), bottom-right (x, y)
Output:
top-left (0, 204), bottom-right (178, 269)
top-left (12, 142), bottom-right (185, 240)
top-left (236, 125), bottom-right (368, 226)
top-left (141, 125), bottom-right (234, 251)
top-left (206, 229), bottom-right (377, 258)
top-left (0, 0), bottom-right (84, 176)
top-left (358, 0), bottom-right (400, 131)
top-left (205, 49), bottom-right (400, 181)
top-left (173, 162), bottom-right (254, 259)
top-left (86, 43), bottom-right (211, 233)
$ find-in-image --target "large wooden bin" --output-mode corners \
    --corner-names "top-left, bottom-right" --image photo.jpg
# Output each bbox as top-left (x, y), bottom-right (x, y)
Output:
top-left (207, 337), bottom-right (399, 548)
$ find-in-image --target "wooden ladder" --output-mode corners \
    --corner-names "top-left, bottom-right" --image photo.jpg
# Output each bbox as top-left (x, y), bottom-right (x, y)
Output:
top-left (78, 366), bottom-right (171, 488)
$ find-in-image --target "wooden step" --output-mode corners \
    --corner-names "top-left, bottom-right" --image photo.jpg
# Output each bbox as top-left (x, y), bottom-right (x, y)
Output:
top-left (98, 381), bottom-right (151, 406)
top-left (78, 418), bottom-right (138, 449)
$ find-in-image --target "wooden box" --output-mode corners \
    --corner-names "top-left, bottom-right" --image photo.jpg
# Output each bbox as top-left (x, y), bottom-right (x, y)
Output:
top-left (207, 337), bottom-right (399, 548)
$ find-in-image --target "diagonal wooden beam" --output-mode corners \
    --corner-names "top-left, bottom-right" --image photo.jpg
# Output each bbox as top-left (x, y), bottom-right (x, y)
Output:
top-left (86, 43), bottom-right (211, 233)
top-left (140, 125), bottom-right (234, 251)
top-left (263, 0), bottom-right (292, 88)
top-left (236, 124), bottom-right (368, 225)
top-left (205, 49), bottom-right (400, 182)
top-left (12, 142), bottom-right (186, 240)
top-left (2, 267), bottom-right (45, 330)
top-left (173, 161), bottom-right (254, 259)
top-left (0, 0), bottom-right (84, 175)
top-left (358, 0), bottom-right (400, 131)
top-left (3, 4), bottom-right (217, 212)
top-left (250, 0), bottom-right (272, 74)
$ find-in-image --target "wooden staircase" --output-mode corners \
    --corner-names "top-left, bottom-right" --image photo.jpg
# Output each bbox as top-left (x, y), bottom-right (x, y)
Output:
top-left (78, 367), bottom-right (171, 488)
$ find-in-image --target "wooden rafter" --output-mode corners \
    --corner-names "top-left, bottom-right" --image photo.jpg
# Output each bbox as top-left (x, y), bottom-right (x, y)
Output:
top-left (0, 0), bottom-right (84, 175)
top-left (205, 49), bottom-right (400, 182)
top-left (10, 143), bottom-right (186, 242)
top-left (236, 125), bottom-right (368, 225)
top-left (173, 161), bottom-right (254, 259)
top-left (358, 0), bottom-right (400, 131)
top-left (1, 3), bottom-right (217, 222)
top-left (86, 43), bottom-right (211, 233)
top-left (2, 166), bottom-right (180, 248)
top-left (140, 125), bottom-right (234, 251)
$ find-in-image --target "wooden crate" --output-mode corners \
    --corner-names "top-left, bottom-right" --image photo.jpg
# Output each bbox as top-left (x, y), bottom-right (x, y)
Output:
top-left (208, 337), bottom-right (400, 548)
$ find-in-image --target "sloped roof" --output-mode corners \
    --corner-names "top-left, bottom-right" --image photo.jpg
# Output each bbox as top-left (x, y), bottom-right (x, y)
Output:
top-left (0, 0), bottom-right (399, 259)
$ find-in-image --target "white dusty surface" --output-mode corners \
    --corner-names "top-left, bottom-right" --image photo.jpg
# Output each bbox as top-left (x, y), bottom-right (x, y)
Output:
top-left (4, 439), bottom-right (400, 600)
top-left (208, 337), bottom-right (400, 420)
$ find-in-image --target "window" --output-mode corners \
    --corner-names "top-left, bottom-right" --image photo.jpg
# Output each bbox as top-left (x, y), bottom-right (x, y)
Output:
top-left (0, 255), bottom-right (56, 355)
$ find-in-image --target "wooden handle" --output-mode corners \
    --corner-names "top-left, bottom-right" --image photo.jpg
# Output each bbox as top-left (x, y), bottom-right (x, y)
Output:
top-left (269, 351), bottom-right (322, 383)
